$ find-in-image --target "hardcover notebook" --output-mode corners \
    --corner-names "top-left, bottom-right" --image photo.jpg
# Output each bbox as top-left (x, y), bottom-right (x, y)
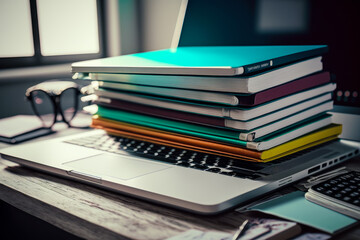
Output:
top-left (94, 71), bottom-right (331, 106)
top-left (71, 45), bottom-right (327, 76)
top-left (77, 56), bottom-right (323, 93)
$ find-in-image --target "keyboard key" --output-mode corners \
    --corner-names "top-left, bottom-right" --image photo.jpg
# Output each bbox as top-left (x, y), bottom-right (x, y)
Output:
top-left (325, 190), bottom-right (333, 195)
top-left (190, 164), bottom-right (208, 170)
top-left (334, 193), bottom-right (342, 198)
top-left (154, 152), bottom-right (168, 157)
top-left (161, 158), bottom-right (177, 164)
top-left (217, 159), bottom-right (231, 168)
top-left (191, 157), bottom-right (204, 164)
top-left (229, 160), bottom-right (265, 171)
top-left (204, 158), bottom-right (218, 165)
top-left (176, 161), bottom-right (191, 167)
top-left (350, 192), bottom-right (359, 197)
top-left (353, 200), bottom-right (360, 206)
top-left (343, 196), bottom-right (351, 202)
top-left (219, 171), bottom-right (235, 177)
top-left (228, 167), bottom-right (254, 176)
top-left (206, 168), bottom-right (221, 173)
top-left (232, 172), bottom-right (247, 178)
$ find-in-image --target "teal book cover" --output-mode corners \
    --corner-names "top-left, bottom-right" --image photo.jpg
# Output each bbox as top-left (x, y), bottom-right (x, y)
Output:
top-left (96, 106), bottom-right (247, 147)
top-left (72, 45), bottom-right (327, 76)
top-left (249, 191), bottom-right (357, 234)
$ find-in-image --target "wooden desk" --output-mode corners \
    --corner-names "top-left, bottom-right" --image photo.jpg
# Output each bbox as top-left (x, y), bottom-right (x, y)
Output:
top-left (0, 127), bottom-right (359, 240)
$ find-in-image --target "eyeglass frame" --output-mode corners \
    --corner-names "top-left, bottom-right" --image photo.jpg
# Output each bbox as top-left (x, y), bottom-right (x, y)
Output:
top-left (25, 81), bottom-right (81, 128)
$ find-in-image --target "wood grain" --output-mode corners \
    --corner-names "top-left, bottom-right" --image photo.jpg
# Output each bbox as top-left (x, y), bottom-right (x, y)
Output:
top-left (0, 159), bottom-right (246, 240)
top-left (1, 153), bottom-right (360, 240)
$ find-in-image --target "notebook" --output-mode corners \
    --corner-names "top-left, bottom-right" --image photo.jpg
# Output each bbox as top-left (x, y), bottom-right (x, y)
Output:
top-left (94, 71), bottom-right (331, 106)
top-left (72, 46), bottom-right (327, 77)
top-left (75, 56), bottom-right (324, 93)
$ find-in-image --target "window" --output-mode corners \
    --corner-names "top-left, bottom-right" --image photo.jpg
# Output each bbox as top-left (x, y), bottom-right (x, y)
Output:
top-left (0, 0), bottom-right (105, 69)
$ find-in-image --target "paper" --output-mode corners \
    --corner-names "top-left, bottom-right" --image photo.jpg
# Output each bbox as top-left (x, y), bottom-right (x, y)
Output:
top-left (165, 229), bottom-right (232, 240)
top-left (237, 219), bottom-right (300, 240)
top-left (292, 233), bottom-right (331, 240)
top-left (249, 191), bottom-right (357, 234)
top-left (0, 115), bottom-right (43, 138)
top-left (166, 218), bottom-right (301, 240)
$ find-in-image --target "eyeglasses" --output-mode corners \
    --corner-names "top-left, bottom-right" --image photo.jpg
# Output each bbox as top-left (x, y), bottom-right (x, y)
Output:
top-left (26, 80), bottom-right (88, 128)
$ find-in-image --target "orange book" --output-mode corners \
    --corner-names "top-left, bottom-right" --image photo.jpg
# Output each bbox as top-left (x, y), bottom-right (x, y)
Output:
top-left (91, 116), bottom-right (341, 162)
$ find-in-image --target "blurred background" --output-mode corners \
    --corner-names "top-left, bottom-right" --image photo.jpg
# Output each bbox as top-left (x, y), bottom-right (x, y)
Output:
top-left (0, 0), bottom-right (182, 119)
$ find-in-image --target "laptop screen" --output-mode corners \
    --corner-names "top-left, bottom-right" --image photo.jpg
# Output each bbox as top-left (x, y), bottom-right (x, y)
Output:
top-left (176, 0), bottom-right (359, 110)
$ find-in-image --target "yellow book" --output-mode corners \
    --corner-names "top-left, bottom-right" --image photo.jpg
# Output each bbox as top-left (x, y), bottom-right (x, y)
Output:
top-left (261, 124), bottom-right (342, 160)
top-left (262, 135), bottom-right (338, 162)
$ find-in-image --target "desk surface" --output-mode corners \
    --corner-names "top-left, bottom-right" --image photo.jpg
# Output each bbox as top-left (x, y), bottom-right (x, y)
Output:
top-left (0, 127), bottom-right (360, 240)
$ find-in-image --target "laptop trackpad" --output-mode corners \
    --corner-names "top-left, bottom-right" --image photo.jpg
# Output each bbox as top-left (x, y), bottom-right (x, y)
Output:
top-left (63, 153), bottom-right (170, 180)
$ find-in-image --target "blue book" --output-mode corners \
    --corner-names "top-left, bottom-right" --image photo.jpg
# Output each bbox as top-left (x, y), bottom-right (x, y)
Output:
top-left (72, 45), bottom-right (327, 76)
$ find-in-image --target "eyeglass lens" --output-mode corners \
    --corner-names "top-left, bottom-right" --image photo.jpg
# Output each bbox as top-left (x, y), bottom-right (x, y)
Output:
top-left (31, 90), bottom-right (56, 128)
top-left (60, 88), bottom-right (78, 124)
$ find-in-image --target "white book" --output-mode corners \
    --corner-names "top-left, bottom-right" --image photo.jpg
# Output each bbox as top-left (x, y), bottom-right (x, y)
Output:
top-left (80, 57), bottom-right (323, 93)
top-left (94, 83), bottom-right (335, 122)
top-left (72, 45), bottom-right (327, 77)
top-left (238, 109), bottom-right (333, 141)
top-left (95, 81), bottom-right (240, 105)
top-left (93, 71), bottom-right (330, 106)
top-left (247, 114), bottom-right (333, 150)
top-left (226, 101), bottom-right (333, 131)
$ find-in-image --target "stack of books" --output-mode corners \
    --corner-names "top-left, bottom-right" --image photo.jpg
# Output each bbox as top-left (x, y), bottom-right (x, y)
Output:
top-left (72, 45), bottom-right (342, 163)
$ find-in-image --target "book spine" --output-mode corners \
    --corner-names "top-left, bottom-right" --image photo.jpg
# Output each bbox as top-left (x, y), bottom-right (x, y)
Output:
top-left (236, 95), bottom-right (256, 106)
top-left (273, 46), bottom-right (328, 67)
top-left (246, 142), bottom-right (260, 150)
top-left (243, 60), bottom-right (273, 74)
top-left (239, 132), bottom-right (256, 141)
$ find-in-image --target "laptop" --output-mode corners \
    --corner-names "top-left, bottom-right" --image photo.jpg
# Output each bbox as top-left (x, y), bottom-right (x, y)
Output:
top-left (1, 0), bottom-right (360, 214)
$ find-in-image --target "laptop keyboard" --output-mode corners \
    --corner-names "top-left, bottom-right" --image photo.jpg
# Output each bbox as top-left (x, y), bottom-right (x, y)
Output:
top-left (65, 133), bottom-right (270, 180)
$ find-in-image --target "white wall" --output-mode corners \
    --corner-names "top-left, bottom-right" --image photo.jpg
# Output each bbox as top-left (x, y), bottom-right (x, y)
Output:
top-left (139, 0), bottom-right (182, 52)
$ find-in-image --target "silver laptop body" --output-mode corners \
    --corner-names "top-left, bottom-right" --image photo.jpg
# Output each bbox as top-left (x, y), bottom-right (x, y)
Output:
top-left (1, 129), bottom-right (359, 214)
